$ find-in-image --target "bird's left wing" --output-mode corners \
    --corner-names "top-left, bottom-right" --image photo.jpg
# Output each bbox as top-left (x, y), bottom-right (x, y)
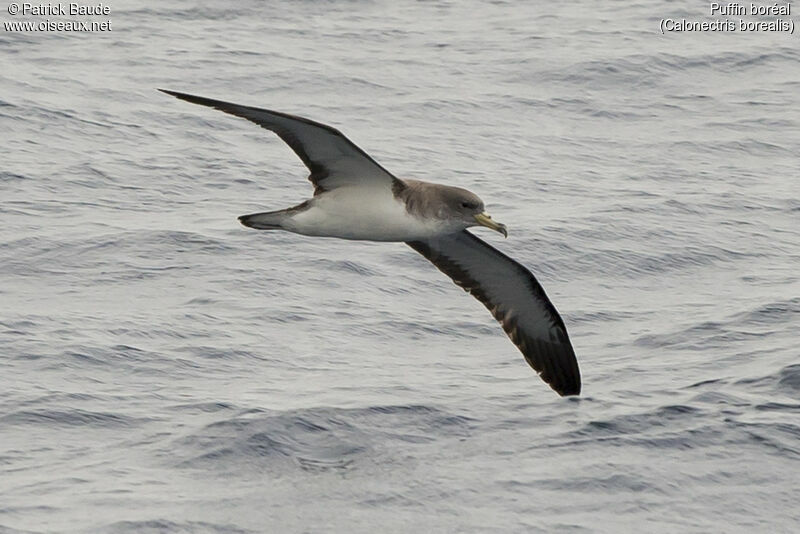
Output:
top-left (159, 89), bottom-right (400, 194)
top-left (406, 231), bottom-right (581, 396)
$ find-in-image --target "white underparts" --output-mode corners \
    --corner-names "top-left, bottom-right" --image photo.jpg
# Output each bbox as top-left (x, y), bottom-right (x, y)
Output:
top-left (281, 186), bottom-right (461, 242)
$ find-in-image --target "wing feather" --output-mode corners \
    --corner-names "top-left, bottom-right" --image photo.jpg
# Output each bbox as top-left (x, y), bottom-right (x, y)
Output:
top-left (159, 89), bottom-right (400, 194)
top-left (407, 231), bottom-right (581, 396)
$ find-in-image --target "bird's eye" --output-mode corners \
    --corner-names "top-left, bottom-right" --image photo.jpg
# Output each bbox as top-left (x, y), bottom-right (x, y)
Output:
top-left (461, 202), bottom-right (475, 209)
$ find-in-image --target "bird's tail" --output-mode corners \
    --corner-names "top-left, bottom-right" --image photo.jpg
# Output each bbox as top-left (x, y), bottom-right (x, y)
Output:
top-left (238, 201), bottom-right (310, 230)
top-left (238, 209), bottom-right (291, 230)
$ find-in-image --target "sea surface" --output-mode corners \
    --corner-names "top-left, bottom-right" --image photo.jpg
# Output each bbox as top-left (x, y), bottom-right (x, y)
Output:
top-left (2, 1), bottom-right (799, 532)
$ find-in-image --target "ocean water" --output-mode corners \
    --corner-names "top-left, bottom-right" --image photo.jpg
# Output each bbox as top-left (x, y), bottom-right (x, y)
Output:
top-left (2, 0), bottom-right (799, 532)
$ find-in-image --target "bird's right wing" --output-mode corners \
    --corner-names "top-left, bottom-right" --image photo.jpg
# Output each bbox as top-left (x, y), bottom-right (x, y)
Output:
top-left (160, 89), bottom-right (400, 195)
top-left (407, 230), bottom-right (581, 396)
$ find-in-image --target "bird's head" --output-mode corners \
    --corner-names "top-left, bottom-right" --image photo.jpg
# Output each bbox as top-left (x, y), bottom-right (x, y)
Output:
top-left (441, 187), bottom-right (508, 238)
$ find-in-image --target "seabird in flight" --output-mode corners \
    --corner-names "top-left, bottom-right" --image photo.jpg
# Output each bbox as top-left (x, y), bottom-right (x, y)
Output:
top-left (160, 89), bottom-right (581, 396)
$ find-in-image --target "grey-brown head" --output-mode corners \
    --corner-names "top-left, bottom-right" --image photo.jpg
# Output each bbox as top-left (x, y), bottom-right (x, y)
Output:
top-left (436, 185), bottom-right (508, 237)
top-left (400, 180), bottom-right (508, 237)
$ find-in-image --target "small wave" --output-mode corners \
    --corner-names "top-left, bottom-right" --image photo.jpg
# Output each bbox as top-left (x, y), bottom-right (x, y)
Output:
top-left (671, 138), bottom-right (792, 156)
top-left (534, 472), bottom-right (664, 494)
top-left (0, 171), bottom-right (28, 181)
top-left (549, 400), bottom-right (800, 461)
top-left (173, 345), bottom-right (264, 361)
top-left (568, 310), bottom-right (638, 324)
top-left (635, 298), bottom-right (798, 352)
top-left (0, 230), bottom-right (235, 282)
top-left (98, 519), bottom-right (253, 534)
top-left (755, 402), bottom-right (800, 413)
top-left (738, 363), bottom-right (800, 395)
top-left (566, 245), bottom-right (755, 280)
top-left (635, 322), bottom-right (769, 352)
top-left (309, 258), bottom-right (381, 276)
top-left (0, 409), bottom-right (147, 428)
top-left (172, 404), bottom-right (473, 473)
top-left (166, 401), bottom-right (237, 413)
top-left (574, 404), bottom-right (702, 439)
top-left (737, 298), bottom-right (800, 326)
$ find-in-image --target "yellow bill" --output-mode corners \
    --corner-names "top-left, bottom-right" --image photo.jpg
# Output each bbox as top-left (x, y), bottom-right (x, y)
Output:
top-left (474, 212), bottom-right (508, 238)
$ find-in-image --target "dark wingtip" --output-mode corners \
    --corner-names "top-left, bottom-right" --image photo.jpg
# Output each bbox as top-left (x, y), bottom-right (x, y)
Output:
top-left (158, 88), bottom-right (198, 103)
top-left (551, 360), bottom-right (581, 397)
top-left (157, 89), bottom-right (233, 113)
top-left (556, 382), bottom-right (581, 397)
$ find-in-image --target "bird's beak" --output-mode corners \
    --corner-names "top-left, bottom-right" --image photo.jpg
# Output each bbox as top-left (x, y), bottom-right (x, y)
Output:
top-left (474, 212), bottom-right (508, 238)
